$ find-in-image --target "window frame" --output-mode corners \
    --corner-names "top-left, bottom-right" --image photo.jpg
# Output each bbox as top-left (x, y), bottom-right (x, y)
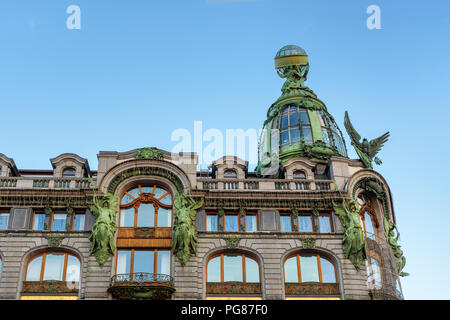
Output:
top-left (357, 194), bottom-right (379, 237)
top-left (245, 212), bottom-right (258, 232)
top-left (32, 210), bottom-right (69, 232)
top-left (224, 212), bottom-right (239, 232)
top-left (223, 169), bottom-right (238, 179)
top-left (318, 213), bottom-right (333, 233)
top-left (284, 253), bottom-right (338, 284)
top-left (25, 251), bottom-right (81, 283)
top-left (293, 170), bottom-right (307, 180)
top-left (119, 184), bottom-right (173, 228)
top-left (115, 248), bottom-right (172, 278)
top-left (206, 253), bottom-right (260, 283)
top-left (279, 213), bottom-right (292, 232)
top-left (70, 210), bottom-right (86, 231)
top-left (0, 210), bottom-right (10, 230)
top-left (205, 212), bottom-right (219, 232)
top-left (297, 214), bottom-right (314, 233)
top-left (62, 167), bottom-right (76, 178)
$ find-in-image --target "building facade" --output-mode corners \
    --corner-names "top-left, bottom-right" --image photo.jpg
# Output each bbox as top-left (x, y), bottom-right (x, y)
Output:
top-left (0, 46), bottom-right (406, 300)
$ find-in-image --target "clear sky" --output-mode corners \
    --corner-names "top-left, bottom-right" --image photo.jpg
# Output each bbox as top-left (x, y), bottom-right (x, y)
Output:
top-left (1, 0), bottom-right (449, 299)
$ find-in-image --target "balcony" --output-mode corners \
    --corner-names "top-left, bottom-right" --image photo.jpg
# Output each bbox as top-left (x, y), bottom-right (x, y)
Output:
top-left (197, 179), bottom-right (336, 192)
top-left (0, 177), bottom-right (94, 190)
top-left (108, 273), bottom-right (175, 300)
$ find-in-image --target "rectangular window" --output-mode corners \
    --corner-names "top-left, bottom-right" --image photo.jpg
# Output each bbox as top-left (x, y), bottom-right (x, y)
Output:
top-left (319, 214), bottom-right (332, 233)
top-left (51, 212), bottom-right (67, 231)
top-left (245, 213), bottom-right (257, 232)
top-left (32, 212), bottom-right (46, 231)
top-left (72, 212), bottom-right (85, 231)
top-left (224, 213), bottom-right (239, 232)
top-left (0, 211), bottom-right (9, 230)
top-left (300, 255), bottom-right (319, 282)
top-left (298, 215), bottom-right (313, 233)
top-left (280, 214), bottom-right (292, 232)
top-left (206, 213), bottom-right (218, 232)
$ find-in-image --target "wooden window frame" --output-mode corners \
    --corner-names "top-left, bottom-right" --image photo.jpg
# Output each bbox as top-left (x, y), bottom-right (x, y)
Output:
top-left (284, 253), bottom-right (338, 284)
top-left (205, 212), bottom-right (219, 232)
top-left (206, 253), bottom-right (260, 283)
top-left (245, 212), bottom-right (258, 232)
top-left (25, 252), bottom-right (81, 282)
top-left (279, 213), bottom-right (292, 232)
top-left (115, 249), bottom-right (171, 279)
top-left (70, 211), bottom-right (86, 231)
top-left (297, 214), bottom-right (314, 233)
top-left (224, 212), bottom-right (239, 232)
top-left (119, 184), bottom-right (173, 229)
top-left (357, 194), bottom-right (379, 237)
top-left (31, 211), bottom-right (46, 231)
top-left (50, 211), bottom-right (68, 232)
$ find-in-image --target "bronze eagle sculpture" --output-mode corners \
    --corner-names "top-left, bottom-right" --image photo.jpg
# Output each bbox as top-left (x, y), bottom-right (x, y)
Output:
top-left (344, 111), bottom-right (390, 169)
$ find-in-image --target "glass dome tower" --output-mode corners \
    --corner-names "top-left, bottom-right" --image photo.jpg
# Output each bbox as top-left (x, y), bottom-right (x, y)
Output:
top-left (256, 45), bottom-right (348, 177)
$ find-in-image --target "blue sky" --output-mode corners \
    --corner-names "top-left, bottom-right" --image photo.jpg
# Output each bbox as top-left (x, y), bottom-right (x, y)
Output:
top-left (1, 0), bottom-right (449, 299)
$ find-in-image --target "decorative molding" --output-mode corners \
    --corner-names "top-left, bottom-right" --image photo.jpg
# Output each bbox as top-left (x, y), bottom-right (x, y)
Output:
top-left (225, 237), bottom-right (241, 248)
top-left (301, 238), bottom-right (316, 249)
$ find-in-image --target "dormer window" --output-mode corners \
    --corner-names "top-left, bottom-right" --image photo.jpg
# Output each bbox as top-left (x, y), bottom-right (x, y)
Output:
top-left (293, 170), bottom-right (306, 179)
top-left (62, 167), bottom-right (76, 177)
top-left (223, 169), bottom-right (237, 179)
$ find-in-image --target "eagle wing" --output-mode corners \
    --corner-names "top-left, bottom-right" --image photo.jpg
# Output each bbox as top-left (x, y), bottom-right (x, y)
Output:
top-left (344, 111), bottom-right (362, 149)
top-left (368, 132), bottom-right (390, 158)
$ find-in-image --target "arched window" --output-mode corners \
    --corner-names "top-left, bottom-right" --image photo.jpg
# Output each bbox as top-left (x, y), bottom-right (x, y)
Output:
top-left (357, 194), bottom-right (378, 238)
top-left (120, 184), bottom-right (172, 228)
top-left (207, 253), bottom-right (260, 283)
top-left (284, 253), bottom-right (337, 284)
top-left (280, 106), bottom-right (312, 147)
top-left (318, 111), bottom-right (346, 156)
top-left (223, 169), bottom-right (237, 179)
top-left (62, 167), bottom-right (76, 177)
top-left (25, 252), bottom-right (80, 283)
top-left (293, 170), bottom-right (306, 179)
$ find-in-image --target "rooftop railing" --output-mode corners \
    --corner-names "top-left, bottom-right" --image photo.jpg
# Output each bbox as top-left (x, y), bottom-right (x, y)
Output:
top-left (197, 179), bottom-right (336, 192)
top-left (0, 177), bottom-right (95, 190)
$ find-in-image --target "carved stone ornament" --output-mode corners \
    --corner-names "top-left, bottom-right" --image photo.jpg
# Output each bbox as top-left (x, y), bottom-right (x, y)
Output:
top-left (134, 147), bottom-right (164, 160)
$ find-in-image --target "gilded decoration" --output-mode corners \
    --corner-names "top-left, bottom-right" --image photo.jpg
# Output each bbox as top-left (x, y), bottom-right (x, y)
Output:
top-left (284, 282), bottom-right (339, 296)
top-left (22, 281), bottom-right (79, 294)
top-left (206, 282), bottom-right (261, 295)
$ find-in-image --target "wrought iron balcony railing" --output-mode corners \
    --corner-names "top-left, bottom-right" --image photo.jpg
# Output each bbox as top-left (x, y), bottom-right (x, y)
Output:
top-left (110, 272), bottom-right (174, 287)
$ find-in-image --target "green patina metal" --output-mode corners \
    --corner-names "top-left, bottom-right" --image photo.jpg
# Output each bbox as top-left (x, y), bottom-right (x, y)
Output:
top-left (352, 176), bottom-right (408, 277)
top-left (344, 111), bottom-right (389, 169)
top-left (332, 199), bottom-right (366, 269)
top-left (301, 238), bottom-right (316, 249)
top-left (88, 176), bottom-right (118, 266)
top-left (172, 192), bottom-right (204, 267)
top-left (225, 237), bottom-right (241, 248)
top-left (107, 166), bottom-right (184, 194)
top-left (46, 236), bottom-right (64, 247)
top-left (134, 147), bottom-right (164, 160)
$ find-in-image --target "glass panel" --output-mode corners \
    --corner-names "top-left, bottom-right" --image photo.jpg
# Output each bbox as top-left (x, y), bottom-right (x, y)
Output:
top-left (298, 215), bottom-right (313, 233)
top-left (246, 215), bottom-right (257, 232)
top-left (133, 251), bottom-right (154, 274)
top-left (141, 186), bottom-right (153, 194)
top-left (289, 109), bottom-right (298, 125)
top-left (159, 193), bottom-right (172, 205)
top-left (280, 130), bottom-right (289, 145)
top-left (157, 208), bottom-right (171, 227)
top-left (43, 254), bottom-right (65, 281)
top-left (284, 257), bottom-right (298, 282)
top-left (319, 215), bottom-right (331, 233)
top-left (224, 170), bottom-right (237, 179)
top-left (121, 193), bottom-right (134, 205)
top-left (72, 214), bottom-right (85, 231)
top-left (117, 250), bottom-right (131, 274)
top-left (290, 127), bottom-right (300, 142)
top-left (137, 203), bottom-right (155, 227)
top-left (225, 215), bottom-right (238, 232)
top-left (62, 168), bottom-right (76, 177)
top-left (26, 255), bottom-right (43, 281)
top-left (280, 215), bottom-right (292, 232)
top-left (372, 259), bottom-right (382, 287)
top-left (33, 213), bottom-right (45, 231)
top-left (245, 257), bottom-right (259, 283)
top-left (127, 187), bottom-right (140, 199)
top-left (281, 112), bottom-right (289, 128)
top-left (299, 110), bottom-right (310, 124)
top-left (0, 213), bottom-right (9, 230)
top-left (51, 213), bottom-right (66, 231)
top-left (66, 255), bottom-right (80, 282)
top-left (157, 250), bottom-right (171, 275)
top-left (206, 215), bottom-right (218, 232)
top-left (120, 208), bottom-right (135, 227)
top-left (364, 212), bottom-right (375, 235)
top-left (223, 255), bottom-right (243, 282)
top-left (322, 128), bottom-right (329, 144)
top-left (153, 187), bottom-right (166, 199)
top-left (207, 256), bottom-right (221, 282)
top-left (302, 127), bottom-right (313, 142)
top-left (293, 171), bottom-right (306, 179)
top-left (320, 258), bottom-right (336, 283)
top-left (300, 255), bottom-right (319, 282)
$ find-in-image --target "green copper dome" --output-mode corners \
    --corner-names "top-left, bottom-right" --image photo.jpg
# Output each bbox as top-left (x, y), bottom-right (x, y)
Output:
top-left (256, 46), bottom-right (348, 176)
